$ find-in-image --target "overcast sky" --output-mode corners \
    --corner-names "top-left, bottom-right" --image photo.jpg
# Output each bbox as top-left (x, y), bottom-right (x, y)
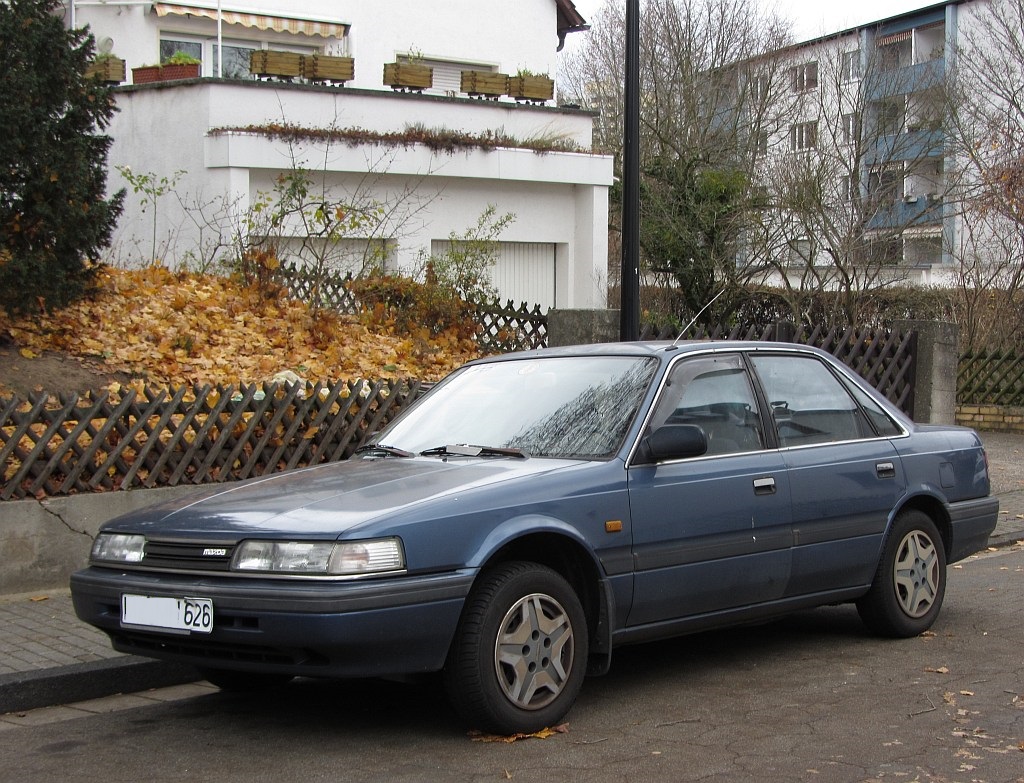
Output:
top-left (569, 0), bottom-right (942, 43)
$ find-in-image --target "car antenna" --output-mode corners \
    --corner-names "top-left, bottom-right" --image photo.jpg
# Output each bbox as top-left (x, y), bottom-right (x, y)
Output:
top-left (672, 289), bottom-right (726, 347)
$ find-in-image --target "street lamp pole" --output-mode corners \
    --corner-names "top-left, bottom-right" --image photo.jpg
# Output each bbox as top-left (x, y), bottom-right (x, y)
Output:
top-left (619, 0), bottom-right (641, 341)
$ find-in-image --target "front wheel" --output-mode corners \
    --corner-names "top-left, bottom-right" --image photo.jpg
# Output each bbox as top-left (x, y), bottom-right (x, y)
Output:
top-left (444, 561), bottom-right (588, 735)
top-left (857, 510), bottom-right (946, 637)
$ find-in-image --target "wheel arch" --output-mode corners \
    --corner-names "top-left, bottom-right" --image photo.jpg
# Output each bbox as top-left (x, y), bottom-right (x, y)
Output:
top-left (477, 531), bottom-right (613, 676)
top-left (892, 492), bottom-right (952, 559)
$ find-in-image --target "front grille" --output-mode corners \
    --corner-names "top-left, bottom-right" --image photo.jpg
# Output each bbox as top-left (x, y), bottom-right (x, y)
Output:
top-left (142, 539), bottom-right (236, 572)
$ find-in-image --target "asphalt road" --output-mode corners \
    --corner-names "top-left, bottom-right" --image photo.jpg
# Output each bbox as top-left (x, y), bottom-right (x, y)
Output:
top-left (1, 546), bottom-right (1022, 783)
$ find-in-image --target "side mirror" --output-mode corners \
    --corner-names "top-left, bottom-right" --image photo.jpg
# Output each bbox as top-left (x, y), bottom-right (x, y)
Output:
top-left (637, 424), bottom-right (707, 464)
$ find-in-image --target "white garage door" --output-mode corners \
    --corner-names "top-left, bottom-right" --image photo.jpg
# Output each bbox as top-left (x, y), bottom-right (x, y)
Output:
top-left (431, 241), bottom-right (555, 307)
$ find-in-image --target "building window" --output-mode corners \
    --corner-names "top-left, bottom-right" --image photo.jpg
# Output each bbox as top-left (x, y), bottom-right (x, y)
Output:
top-left (160, 38), bottom-right (203, 68)
top-left (790, 121), bottom-right (818, 151)
top-left (876, 98), bottom-right (906, 137)
top-left (213, 43), bottom-right (258, 79)
top-left (841, 113), bottom-right (860, 145)
top-left (869, 164), bottom-right (904, 205)
top-left (841, 50), bottom-right (861, 82)
top-left (160, 35), bottom-right (317, 78)
top-left (789, 62), bottom-right (818, 92)
top-left (840, 175), bottom-right (857, 203)
top-left (754, 129), bottom-right (769, 156)
top-left (749, 73), bottom-right (770, 103)
top-left (877, 32), bottom-right (912, 71)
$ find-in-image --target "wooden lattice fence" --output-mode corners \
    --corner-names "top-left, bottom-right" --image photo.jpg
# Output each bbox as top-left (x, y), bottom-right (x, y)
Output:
top-left (1, 379), bottom-right (425, 501)
top-left (958, 351), bottom-right (1024, 406)
top-left (272, 263), bottom-right (547, 353)
top-left (1, 312), bottom-right (916, 501)
top-left (643, 321), bottom-right (917, 416)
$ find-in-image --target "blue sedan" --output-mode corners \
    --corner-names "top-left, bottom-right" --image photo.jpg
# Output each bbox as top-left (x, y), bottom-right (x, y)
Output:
top-left (70, 341), bottom-right (998, 734)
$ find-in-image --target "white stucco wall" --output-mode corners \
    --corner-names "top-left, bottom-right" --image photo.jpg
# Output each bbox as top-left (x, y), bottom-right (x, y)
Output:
top-left (63, 1), bottom-right (607, 309)
top-left (103, 81), bottom-right (612, 309)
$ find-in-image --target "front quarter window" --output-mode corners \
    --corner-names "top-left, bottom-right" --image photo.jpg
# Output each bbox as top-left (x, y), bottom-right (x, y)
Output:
top-left (378, 356), bottom-right (659, 459)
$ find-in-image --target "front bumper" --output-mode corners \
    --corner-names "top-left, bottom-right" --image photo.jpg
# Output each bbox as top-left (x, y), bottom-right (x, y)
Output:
top-left (70, 566), bottom-right (475, 678)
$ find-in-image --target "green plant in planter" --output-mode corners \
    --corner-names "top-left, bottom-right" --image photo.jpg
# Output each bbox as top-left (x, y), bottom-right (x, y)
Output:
top-left (163, 50), bottom-right (201, 66)
top-left (508, 67), bottom-right (554, 103)
top-left (86, 51), bottom-right (126, 83)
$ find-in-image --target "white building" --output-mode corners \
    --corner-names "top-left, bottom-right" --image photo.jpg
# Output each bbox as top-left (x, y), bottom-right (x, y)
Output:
top-left (63, 0), bottom-right (612, 309)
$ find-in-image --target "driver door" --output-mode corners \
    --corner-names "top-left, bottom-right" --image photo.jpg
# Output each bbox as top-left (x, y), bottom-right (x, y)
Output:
top-left (626, 353), bottom-right (793, 626)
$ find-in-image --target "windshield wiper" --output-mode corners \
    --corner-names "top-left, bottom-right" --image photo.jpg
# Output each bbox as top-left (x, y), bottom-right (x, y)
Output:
top-left (419, 444), bottom-right (527, 459)
top-left (354, 443), bottom-right (415, 458)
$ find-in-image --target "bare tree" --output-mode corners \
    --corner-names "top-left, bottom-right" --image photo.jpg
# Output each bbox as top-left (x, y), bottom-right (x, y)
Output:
top-left (945, 0), bottom-right (1024, 350)
top-left (749, 37), bottom-right (952, 324)
top-left (559, 0), bottom-right (794, 322)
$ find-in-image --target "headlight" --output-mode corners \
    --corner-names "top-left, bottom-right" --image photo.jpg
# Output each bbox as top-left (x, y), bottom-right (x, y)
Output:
top-left (232, 538), bottom-right (405, 576)
top-left (91, 533), bottom-right (146, 563)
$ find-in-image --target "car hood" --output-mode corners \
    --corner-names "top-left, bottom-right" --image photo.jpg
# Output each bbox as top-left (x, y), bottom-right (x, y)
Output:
top-left (104, 457), bottom-right (583, 538)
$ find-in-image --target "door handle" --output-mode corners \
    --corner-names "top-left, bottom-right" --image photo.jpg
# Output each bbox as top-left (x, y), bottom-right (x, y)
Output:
top-left (876, 461), bottom-right (896, 479)
top-left (753, 476), bottom-right (776, 495)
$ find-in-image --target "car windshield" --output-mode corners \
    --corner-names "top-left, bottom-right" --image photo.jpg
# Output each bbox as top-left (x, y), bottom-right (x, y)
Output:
top-left (378, 355), bottom-right (659, 459)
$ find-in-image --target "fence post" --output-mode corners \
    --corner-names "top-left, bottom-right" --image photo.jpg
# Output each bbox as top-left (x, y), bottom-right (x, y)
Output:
top-left (773, 320), bottom-right (796, 342)
top-left (897, 320), bottom-right (958, 424)
top-left (547, 309), bottom-right (621, 346)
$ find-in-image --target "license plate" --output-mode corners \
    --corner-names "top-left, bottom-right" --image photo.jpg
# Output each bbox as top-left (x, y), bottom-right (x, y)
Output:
top-left (121, 594), bottom-right (213, 634)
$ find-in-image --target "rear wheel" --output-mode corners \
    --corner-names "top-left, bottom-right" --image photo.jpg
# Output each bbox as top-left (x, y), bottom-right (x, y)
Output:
top-left (444, 561), bottom-right (588, 735)
top-left (857, 510), bottom-right (946, 637)
top-left (199, 667), bottom-right (294, 692)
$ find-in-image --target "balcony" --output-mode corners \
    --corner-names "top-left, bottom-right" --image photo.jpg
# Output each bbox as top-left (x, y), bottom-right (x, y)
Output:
top-left (866, 58), bottom-right (946, 101)
top-left (866, 194), bottom-right (944, 231)
top-left (867, 127), bottom-right (945, 165)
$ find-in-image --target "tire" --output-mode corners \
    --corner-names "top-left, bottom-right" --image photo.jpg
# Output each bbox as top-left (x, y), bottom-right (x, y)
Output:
top-left (857, 510), bottom-right (947, 637)
top-left (444, 561), bottom-right (588, 735)
top-left (199, 667), bottom-right (294, 692)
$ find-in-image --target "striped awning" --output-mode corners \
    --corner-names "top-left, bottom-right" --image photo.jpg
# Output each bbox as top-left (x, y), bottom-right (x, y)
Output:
top-left (153, 4), bottom-right (347, 38)
top-left (877, 30), bottom-right (912, 46)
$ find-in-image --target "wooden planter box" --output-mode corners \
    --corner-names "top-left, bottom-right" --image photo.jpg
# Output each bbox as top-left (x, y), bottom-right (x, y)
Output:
top-left (250, 50), bottom-right (303, 80)
top-left (132, 63), bottom-right (200, 84)
top-left (460, 70), bottom-right (509, 99)
top-left (86, 57), bottom-right (126, 84)
top-left (300, 55), bottom-right (354, 84)
top-left (383, 62), bottom-right (433, 92)
top-left (507, 75), bottom-right (554, 104)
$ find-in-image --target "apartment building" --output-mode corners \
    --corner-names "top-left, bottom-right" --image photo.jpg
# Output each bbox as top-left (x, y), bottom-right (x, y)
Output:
top-left (748, 1), bottom-right (982, 287)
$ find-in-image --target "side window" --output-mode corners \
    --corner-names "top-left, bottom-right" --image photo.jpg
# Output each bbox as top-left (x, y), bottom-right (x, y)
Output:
top-left (650, 354), bottom-right (765, 456)
top-left (843, 379), bottom-right (904, 436)
top-left (750, 355), bottom-right (873, 446)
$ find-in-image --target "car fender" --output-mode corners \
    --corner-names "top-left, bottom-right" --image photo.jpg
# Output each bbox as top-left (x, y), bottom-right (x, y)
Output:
top-left (462, 512), bottom-right (620, 673)
top-left (884, 483), bottom-right (953, 553)
top-left (465, 512), bottom-right (605, 572)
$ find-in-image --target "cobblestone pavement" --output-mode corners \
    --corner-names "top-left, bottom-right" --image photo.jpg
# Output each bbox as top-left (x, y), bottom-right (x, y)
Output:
top-left (1, 431), bottom-right (1022, 714)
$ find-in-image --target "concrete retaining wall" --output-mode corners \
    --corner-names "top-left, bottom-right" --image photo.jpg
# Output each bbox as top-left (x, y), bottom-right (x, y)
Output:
top-left (0, 486), bottom-right (201, 593)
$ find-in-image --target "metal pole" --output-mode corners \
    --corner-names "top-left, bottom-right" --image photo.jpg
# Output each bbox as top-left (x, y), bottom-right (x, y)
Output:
top-left (619, 0), bottom-right (641, 341)
top-left (217, 0), bottom-right (223, 77)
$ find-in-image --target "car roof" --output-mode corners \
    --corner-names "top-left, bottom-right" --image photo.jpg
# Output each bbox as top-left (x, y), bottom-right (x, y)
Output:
top-left (475, 340), bottom-right (833, 362)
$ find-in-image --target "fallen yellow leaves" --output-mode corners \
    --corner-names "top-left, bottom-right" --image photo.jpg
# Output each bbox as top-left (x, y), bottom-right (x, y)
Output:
top-left (0, 267), bottom-right (486, 395)
top-left (468, 724), bottom-right (569, 743)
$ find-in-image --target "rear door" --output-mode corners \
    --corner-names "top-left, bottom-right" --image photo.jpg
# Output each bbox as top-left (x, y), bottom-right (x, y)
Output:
top-left (748, 352), bottom-right (907, 595)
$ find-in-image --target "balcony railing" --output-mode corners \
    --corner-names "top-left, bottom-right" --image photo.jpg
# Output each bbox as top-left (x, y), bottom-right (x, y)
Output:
top-left (866, 57), bottom-right (946, 100)
top-left (866, 194), bottom-right (944, 230)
